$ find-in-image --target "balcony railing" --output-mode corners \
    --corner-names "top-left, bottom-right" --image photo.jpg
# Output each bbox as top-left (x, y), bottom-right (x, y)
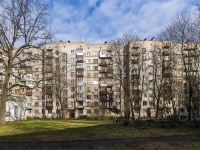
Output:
top-left (76, 105), bottom-right (84, 109)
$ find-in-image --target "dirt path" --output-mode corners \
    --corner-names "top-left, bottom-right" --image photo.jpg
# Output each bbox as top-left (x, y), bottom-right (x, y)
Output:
top-left (0, 134), bottom-right (200, 149)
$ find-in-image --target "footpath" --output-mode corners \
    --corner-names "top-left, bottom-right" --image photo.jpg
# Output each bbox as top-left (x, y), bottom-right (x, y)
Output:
top-left (0, 134), bottom-right (200, 149)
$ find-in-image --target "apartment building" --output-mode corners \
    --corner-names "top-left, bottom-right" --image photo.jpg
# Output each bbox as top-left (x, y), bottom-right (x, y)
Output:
top-left (1, 40), bottom-right (198, 120)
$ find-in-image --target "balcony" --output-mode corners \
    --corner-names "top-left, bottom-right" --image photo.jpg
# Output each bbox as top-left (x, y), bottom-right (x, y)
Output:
top-left (46, 89), bottom-right (53, 95)
top-left (76, 105), bottom-right (84, 109)
top-left (131, 52), bottom-right (140, 56)
top-left (26, 91), bottom-right (32, 96)
top-left (76, 74), bottom-right (83, 78)
top-left (162, 42), bottom-right (171, 48)
top-left (99, 68), bottom-right (107, 73)
top-left (99, 54), bottom-right (112, 59)
top-left (99, 61), bottom-right (107, 66)
top-left (26, 105), bottom-right (32, 110)
top-left (100, 97), bottom-right (107, 101)
top-left (184, 43), bottom-right (196, 50)
top-left (76, 98), bottom-right (84, 102)
top-left (46, 76), bottom-right (53, 80)
top-left (107, 97), bottom-right (113, 101)
top-left (162, 51), bottom-right (170, 56)
top-left (132, 59), bottom-right (139, 64)
top-left (46, 69), bottom-right (53, 73)
top-left (46, 55), bottom-right (53, 59)
top-left (76, 52), bottom-right (83, 55)
top-left (46, 101), bottom-right (53, 110)
top-left (131, 43), bottom-right (140, 48)
top-left (20, 64), bottom-right (26, 68)
top-left (132, 89), bottom-right (140, 95)
top-left (76, 60), bottom-right (83, 63)
top-left (107, 84), bottom-right (113, 87)
top-left (100, 90), bottom-right (107, 94)
top-left (107, 90), bottom-right (113, 94)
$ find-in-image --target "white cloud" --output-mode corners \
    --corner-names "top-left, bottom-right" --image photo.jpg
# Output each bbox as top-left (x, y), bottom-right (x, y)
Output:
top-left (49, 0), bottom-right (196, 44)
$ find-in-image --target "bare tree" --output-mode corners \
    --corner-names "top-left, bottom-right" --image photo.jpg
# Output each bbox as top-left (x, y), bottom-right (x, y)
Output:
top-left (109, 33), bottom-right (140, 123)
top-left (0, 0), bottom-right (51, 126)
top-left (159, 11), bottom-right (200, 121)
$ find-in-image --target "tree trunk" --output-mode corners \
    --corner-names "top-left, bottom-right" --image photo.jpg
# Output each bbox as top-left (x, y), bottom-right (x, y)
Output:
top-left (155, 97), bottom-right (160, 119)
top-left (0, 72), bottom-right (10, 126)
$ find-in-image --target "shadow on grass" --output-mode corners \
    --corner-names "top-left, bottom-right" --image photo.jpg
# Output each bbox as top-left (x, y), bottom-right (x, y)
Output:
top-left (0, 119), bottom-right (200, 143)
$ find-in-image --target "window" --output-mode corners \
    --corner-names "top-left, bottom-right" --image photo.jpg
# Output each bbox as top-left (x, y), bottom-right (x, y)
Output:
top-left (87, 102), bottom-right (91, 106)
top-left (94, 87), bottom-right (98, 91)
top-left (35, 102), bottom-right (39, 106)
top-left (62, 53), bottom-right (67, 59)
top-left (77, 86), bottom-right (84, 90)
top-left (86, 59), bottom-right (90, 63)
top-left (28, 110), bottom-right (31, 114)
top-left (71, 65), bottom-right (75, 69)
top-left (14, 106), bottom-right (18, 118)
top-left (93, 80), bottom-right (98, 84)
top-left (86, 52), bottom-right (90, 56)
top-left (94, 109), bottom-right (98, 114)
top-left (48, 110), bottom-right (52, 113)
top-left (62, 68), bottom-right (67, 73)
top-left (143, 101), bottom-right (147, 106)
top-left (77, 78), bottom-right (83, 83)
top-left (63, 90), bottom-right (67, 96)
top-left (94, 95), bottom-right (98, 98)
top-left (77, 71), bottom-right (83, 75)
top-left (27, 102), bottom-right (32, 107)
top-left (93, 66), bottom-right (98, 70)
top-left (76, 49), bottom-right (83, 53)
top-left (71, 50), bottom-right (74, 54)
top-left (71, 72), bottom-right (74, 77)
top-left (35, 88), bottom-right (39, 92)
top-left (86, 66), bottom-right (90, 70)
top-left (77, 63), bottom-right (83, 68)
top-left (87, 80), bottom-right (91, 84)
top-left (79, 109), bottom-right (83, 114)
top-left (34, 110), bottom-right (39, 114)
top-left (93, 73), bottom-right (98, 77)
top-left (87, 95), bottom-right (91, 99)
top-left (71, 57), bottom-right (75, 62)
top-left (86, 73), bottom-right (91, 78)
top-left (93, 59), bottom-right (98, 63)
top-left (93, 51), bottom-right (98, 56)
top-left (87, 87), bottom-right (91, 92)
top-left (94, 102), bottom-right (98, 106)
top-left (87, 109), bottom-right (91, 113)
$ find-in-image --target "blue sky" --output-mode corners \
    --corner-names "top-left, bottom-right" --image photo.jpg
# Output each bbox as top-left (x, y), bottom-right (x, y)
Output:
top-left (48, 0), bottom-right (197, 44)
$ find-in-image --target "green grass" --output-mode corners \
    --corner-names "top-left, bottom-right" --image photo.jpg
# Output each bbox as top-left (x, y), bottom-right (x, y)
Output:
top-left (0, 119), bottom-right (199, 142)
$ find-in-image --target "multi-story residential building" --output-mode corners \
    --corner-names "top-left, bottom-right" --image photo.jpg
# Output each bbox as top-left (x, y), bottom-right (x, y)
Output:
top-left (1, 39), bottom-right (199, 120)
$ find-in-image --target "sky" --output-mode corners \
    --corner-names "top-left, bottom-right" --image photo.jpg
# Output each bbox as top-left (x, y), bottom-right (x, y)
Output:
top-left (48, 0), bottom-right (197, 44)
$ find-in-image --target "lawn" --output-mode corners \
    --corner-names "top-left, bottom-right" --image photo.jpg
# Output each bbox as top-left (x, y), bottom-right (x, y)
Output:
top-left (0, 119), bottom-right (199, 143)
